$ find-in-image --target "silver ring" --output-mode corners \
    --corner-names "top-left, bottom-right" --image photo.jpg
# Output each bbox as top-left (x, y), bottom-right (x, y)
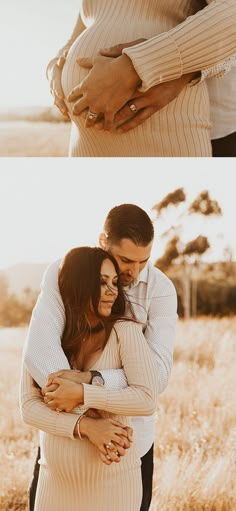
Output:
top-left (88, 110), bottom-right (99, 120)
top-left (106, 441), bottom-right (113, 450)
top-left (129, 103), bottom-right (138, 113)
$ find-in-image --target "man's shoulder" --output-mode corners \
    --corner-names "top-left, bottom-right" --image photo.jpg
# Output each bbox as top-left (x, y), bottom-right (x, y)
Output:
top-left (41, 258), bottom-right (62, 290)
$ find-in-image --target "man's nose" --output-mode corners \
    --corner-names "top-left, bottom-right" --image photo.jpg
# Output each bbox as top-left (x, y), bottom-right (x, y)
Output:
top-left (130, 262), bottom-right (140, 278)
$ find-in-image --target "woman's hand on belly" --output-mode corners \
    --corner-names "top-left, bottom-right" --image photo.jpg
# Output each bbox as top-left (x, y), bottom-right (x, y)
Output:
top-left (91, 40), bottom-right (199, 133)
top-left (47, 55), bottom-right (71, 121)
top-left (67, 54), bottom-right (141, 131)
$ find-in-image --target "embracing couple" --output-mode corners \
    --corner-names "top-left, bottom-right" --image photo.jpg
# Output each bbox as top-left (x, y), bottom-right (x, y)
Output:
top-left (20, 203), bottom-right (177, 511)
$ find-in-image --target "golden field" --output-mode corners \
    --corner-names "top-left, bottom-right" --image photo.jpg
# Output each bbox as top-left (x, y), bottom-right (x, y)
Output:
top-left (0, 318), bottom-right (236, 511)
top-left (0, 121), bottom-right (70, 157)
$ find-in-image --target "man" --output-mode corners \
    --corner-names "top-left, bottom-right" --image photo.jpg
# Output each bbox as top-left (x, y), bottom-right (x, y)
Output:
top-left (23, 204), bottom-right (177, 511)
top-left (209, 60), bottom-right (236, 157)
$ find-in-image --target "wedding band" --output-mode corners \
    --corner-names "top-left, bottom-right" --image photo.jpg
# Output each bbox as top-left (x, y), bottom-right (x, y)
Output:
top-left (129, 103), bottom-right (138, 113)
top-left (56, 407), bottom-right (62, 413)
top-left (106, 442), bottom-right (113, 450)
top-left (88, 110), bottom-right (99, 120)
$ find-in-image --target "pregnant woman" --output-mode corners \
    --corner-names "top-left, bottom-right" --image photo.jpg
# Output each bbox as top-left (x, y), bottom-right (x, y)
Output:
top-left (20, 247), bottom-right (158, 511)
top-left (47, 0), bottom-right (236, 156)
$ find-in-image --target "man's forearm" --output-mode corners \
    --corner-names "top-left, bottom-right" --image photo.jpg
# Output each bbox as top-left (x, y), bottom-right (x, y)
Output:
top-left (123, 0), bottom-right (236, 91)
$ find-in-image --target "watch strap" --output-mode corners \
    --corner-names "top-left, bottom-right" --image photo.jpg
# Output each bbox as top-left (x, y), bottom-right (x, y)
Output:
top-left (90, 370), bottom-right (104, 385)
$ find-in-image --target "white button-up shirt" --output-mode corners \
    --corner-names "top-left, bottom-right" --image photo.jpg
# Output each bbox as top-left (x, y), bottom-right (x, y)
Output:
top-left (23, 259), bottom-right (177, 457)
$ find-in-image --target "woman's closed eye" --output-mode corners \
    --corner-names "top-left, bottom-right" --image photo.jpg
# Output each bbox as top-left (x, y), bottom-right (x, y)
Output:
top-left (100, 279), bottom-right (118, 290)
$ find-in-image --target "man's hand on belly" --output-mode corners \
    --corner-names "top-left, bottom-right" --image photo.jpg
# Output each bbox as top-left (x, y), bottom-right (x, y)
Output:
top-left (66, 54), bottom-right (141, 131)
top-left (93, 40), bottom-right (198, 133)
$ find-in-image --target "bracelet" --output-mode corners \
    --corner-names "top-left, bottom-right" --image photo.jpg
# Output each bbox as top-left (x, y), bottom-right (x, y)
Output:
top-left (76, 414), bottom-right (86, 440)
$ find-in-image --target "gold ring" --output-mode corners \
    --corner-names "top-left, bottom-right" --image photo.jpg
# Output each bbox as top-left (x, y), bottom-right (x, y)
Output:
top-left (56, 407), bottom-right (62, 413)
top-left (106, 442), bottom-right (113, 450)
top-left (129, 103), bottom-right (138, 113)
top-left (88, 110), bottom-right (99, 120)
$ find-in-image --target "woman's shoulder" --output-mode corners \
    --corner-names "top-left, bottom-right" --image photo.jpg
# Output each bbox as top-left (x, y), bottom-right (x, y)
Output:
top-left (112, 319), bottom-right (143, 337)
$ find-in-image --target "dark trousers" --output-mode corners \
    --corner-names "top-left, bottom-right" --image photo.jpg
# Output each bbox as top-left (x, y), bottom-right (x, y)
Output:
top-left (29, 443), bottom-right (154, 511)
top-left (28, 447), bottom-right (40, 511)
top-left (140, 444), bottom-right (154, 511)
top-left (212, 131), bottom-right (236, 157)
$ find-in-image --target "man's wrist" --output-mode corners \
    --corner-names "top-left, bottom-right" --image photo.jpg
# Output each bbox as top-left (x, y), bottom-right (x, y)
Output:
top-left (89, 370), bottom-right (105, 386)
top-left (184, 70), bottom-right (201, 84)
top-left (119, 54), bottom-right (142, 88)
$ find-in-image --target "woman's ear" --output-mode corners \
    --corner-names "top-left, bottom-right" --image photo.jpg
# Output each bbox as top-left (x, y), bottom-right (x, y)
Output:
top-left (99, 233), bottom-right (107, 250)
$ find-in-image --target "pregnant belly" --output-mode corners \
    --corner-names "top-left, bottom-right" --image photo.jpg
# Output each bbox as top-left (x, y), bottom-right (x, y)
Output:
top-left (61, 19), bottom-right (158, 102)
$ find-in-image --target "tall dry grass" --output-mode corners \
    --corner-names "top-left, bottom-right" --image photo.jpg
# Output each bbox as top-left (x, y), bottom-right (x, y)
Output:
top-left (0, 318), bottom-right (236, 511)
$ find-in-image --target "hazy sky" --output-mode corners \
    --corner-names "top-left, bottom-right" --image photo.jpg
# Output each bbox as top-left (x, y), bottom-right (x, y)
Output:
top-left (1, 0), bottom-right (79, 108)
top-left (0, 159), bottom-right (235, 269)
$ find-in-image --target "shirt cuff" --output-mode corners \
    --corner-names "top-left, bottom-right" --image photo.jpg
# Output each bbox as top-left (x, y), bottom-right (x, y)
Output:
top-left (100, 369), bottom-right (128, 390)
top-left (123, 33), bottom-right (183, 91)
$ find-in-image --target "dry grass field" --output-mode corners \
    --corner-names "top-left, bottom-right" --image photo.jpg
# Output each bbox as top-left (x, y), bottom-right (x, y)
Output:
top-left (0, 318), bottom-right (236, 511)
top-left (0, 121), bottom-right (70, 157)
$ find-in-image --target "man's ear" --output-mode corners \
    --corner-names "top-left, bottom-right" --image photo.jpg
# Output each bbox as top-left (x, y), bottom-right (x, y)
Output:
top-left (99, 233), bottom-right (107, 250)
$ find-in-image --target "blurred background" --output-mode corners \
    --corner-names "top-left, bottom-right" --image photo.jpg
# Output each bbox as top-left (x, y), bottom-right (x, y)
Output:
top-left (0, 163), bottom-right (235, 323)
top-left (0, 0), bottom-right (80, 156)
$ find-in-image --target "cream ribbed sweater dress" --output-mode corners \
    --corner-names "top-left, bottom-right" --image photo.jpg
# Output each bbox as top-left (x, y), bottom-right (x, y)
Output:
top-left (20, 321), bottom-right (158, 511)
top-left (59, 0), bottom-right (236, 157)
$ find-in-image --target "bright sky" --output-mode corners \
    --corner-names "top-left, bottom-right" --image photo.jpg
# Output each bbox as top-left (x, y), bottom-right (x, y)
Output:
top-left (0, 159), bottom-right (235, 269)
top-left (1, 0), bottom-right (79, 108)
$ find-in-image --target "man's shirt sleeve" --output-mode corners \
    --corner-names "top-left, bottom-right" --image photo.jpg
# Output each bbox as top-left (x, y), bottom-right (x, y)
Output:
top-left (144, 277), bottom-right (178, 393)
top-left (23, 260), bottom-right (69, 388)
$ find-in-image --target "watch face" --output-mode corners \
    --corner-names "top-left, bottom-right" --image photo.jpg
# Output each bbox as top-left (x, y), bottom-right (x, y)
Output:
top-left (92, 375), bottom-right (104, 387)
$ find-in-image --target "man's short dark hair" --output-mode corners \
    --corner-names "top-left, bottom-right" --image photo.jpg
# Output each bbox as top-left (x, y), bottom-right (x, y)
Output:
top-left (104, 204), bottom-right (154, 246)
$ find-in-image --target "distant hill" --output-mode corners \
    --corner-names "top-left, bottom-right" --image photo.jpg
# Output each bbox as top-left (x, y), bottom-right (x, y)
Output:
top-left (0, 263), bottom-right (49, 296)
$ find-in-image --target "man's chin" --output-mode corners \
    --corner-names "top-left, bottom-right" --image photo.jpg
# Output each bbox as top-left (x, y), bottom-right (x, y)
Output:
top-left (120, 276), bottom-right (133, 286)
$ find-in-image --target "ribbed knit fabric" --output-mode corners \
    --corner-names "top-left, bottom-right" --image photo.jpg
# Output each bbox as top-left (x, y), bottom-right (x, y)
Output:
top-left (59, 0), bottom-right (236, 157)
top-left (20, 321), bottom-right (158, 511)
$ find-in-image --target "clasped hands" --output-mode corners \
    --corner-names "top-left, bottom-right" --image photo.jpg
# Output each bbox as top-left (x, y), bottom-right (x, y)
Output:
top-left (50, 39), bottom-right (195, 133)
top-left (42, 369), bottom-right (133, 465)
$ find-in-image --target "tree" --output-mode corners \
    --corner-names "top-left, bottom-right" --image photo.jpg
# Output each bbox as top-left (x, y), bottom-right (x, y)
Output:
top-left (152, 189), bottom-right (223, 318)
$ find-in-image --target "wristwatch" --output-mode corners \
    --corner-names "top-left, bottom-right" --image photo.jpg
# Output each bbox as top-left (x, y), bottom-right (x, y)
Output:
top-left (90, 370), bottom-right (105, 387)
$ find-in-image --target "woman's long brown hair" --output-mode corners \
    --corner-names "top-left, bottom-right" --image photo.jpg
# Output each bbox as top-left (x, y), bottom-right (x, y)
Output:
top-left (58, 247), bottom-right (132, 368)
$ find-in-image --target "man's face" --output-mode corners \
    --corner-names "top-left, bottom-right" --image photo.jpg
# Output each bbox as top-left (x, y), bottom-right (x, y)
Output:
top-left (107, 238), bottom-right (152, 287)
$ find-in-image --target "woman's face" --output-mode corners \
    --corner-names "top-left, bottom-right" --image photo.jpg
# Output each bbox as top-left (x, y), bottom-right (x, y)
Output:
top-left (98, 258), bottom-right (119, 317)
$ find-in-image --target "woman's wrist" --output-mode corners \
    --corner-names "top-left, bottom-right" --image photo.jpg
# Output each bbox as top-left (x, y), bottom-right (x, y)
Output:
top-left (74, 416), bottom-right (91, 439)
